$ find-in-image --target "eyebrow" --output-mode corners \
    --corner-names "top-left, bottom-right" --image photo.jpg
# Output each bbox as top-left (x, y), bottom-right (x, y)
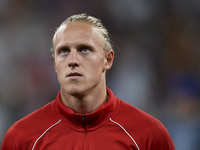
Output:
top-left (55, 42), bottom-right (95, 51)
top-left (77, 43), bottom-right (94, 49)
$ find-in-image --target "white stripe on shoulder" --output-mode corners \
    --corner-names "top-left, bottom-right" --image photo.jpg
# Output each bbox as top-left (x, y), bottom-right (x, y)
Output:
top-left (109, 118), bottom-right (140, 150)
top-left (32, 119), bottom-right (62, 150)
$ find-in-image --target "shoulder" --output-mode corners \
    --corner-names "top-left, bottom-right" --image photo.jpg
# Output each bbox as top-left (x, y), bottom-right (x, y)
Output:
top-left (115, 99), bottom-right (158, 124)
top-left (1, 101), bottom-right (59, 149)
top-left (116, 99), bottom-right (168, 132)
top-left (14, 101), bottom-right (56, 129)
top-left (111, 99), bottom-right (175, 149)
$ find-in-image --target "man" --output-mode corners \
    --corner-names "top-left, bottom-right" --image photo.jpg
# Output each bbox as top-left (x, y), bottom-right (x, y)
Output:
top-left (1, 14), bottom-right (175, 150)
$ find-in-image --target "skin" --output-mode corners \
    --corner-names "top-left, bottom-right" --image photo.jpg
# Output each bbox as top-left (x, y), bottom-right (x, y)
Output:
top-left (53, 22), bottom-right (114, 114)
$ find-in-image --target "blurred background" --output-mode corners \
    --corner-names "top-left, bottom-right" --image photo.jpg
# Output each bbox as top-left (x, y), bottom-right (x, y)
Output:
top-left (1, 0), bottom-right (200, 149)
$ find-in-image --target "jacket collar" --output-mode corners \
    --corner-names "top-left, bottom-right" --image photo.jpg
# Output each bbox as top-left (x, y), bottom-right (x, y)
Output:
top-left (53, 88), bottom-right (119, 131)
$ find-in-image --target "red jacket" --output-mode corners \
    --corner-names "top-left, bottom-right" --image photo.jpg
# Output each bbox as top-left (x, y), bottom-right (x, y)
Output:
top-left (1, 88), bottom-right (175, 150)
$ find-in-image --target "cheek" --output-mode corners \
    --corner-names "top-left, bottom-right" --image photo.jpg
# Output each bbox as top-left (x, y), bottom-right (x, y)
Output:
top-left (88, 57), bottom-right (105, 70)
top-left (54, 61), bottom-right (66, 77)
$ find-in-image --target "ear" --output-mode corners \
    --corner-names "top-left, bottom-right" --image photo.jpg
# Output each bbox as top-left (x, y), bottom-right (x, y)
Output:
top-left (52, 54), bottom-right (57, 72)
top-left (103, 50), bottom-right (114, 71)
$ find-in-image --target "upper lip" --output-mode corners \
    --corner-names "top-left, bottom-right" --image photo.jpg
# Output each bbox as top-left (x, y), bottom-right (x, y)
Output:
top-left (67, 72), bottom-right (82, 77)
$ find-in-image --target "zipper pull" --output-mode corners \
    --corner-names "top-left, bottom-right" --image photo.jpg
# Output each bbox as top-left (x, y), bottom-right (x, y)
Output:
top-left (82, 114), bottom-right (85, 121)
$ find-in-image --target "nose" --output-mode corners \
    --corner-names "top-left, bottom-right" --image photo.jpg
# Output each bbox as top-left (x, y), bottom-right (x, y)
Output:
top-left (68, 49), bottom-right (79, 67)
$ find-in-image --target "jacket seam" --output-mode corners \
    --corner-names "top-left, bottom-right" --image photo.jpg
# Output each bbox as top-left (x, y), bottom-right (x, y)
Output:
top-left (109, 118), bottom-right (140, 150)
top-left (31, 119), bottom-right (62, 150)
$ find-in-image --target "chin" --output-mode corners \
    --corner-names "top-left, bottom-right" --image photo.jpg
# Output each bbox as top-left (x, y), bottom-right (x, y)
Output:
top-left (65, 87), bottom-right (85, 97)
top-left (62, 83), bottom-right (97, 97)
top-left (69, 91), bottom-right (82, 97)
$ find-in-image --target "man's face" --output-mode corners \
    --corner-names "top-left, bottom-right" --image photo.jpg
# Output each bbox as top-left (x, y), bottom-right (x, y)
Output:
top-left (53, 22), bottom-right (113, 96)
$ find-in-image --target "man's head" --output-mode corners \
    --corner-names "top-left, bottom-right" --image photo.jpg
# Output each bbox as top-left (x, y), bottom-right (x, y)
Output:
top-left (52, 14), bottom-right (114, 97)
top-left (52, 13), bottom-right (112, 55)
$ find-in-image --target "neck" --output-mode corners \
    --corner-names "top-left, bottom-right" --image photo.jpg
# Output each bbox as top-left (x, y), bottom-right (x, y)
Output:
top-left (60, 86), bottom-right (108, 114)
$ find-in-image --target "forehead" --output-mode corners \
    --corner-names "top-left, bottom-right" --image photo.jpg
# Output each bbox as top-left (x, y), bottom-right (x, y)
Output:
top-left (53, 22), bottom-right (102, 48)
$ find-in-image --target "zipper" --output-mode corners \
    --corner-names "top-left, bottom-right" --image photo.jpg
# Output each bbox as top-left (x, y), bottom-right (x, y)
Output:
top-left (82, 114), bottom-right (87, 150)
top-left (82, 114), bottom-right (85, 121)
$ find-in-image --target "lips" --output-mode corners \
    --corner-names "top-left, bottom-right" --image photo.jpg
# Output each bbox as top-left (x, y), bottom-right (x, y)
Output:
top-left (67, 72), bottom-right (82, 78)
top-left (67, 72), bottom-right (81, 76)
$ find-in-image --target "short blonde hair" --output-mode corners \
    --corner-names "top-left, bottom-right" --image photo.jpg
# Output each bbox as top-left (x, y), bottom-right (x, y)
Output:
top-left (52, 13), bottom-right (112, 54)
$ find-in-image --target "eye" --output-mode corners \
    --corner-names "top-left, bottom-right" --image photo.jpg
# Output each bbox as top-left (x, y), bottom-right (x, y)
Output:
top-left (80, 47), bottom-right (90, 53)
top-left (59, 48), bottom-right (69, 54)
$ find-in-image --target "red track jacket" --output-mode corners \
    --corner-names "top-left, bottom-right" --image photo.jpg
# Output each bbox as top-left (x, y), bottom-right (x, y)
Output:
top-left (1, 88), bottom-right (175, 150)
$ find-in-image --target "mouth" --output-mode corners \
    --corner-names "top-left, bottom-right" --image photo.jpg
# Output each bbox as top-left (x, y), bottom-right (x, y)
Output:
top-left (67, 72), bottom-right (82, 79)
